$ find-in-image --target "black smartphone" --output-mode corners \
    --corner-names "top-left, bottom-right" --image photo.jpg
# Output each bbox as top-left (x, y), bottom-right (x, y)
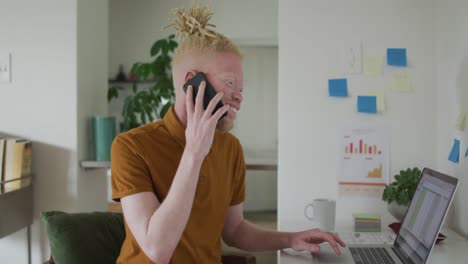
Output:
top-left (183, 72), bottom-right (227, 119)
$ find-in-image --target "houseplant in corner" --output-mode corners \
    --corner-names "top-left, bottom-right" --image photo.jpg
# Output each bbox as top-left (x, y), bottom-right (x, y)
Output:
top-left (108, 34), bottom-right (178, 132)
top-left (382, 167), bottom-right (421, 222)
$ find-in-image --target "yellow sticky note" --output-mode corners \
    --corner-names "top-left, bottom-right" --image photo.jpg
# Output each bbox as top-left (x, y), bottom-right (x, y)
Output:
top-left (392, 72), bottom-right (412, 92)
top-left (368, 90), bottom-right (385, 112)
top-left (364, 56), bottom-right (384, 76)
top-left (456, 111), bottom-right (467, 131)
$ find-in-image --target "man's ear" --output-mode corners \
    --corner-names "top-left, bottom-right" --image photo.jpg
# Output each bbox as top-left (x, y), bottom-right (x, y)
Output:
top-left (184, 70), bottom-right (197, 83)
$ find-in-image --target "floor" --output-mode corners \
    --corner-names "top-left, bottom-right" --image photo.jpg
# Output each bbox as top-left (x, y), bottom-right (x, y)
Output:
top-left (222, 211), bottom-right (278, 264)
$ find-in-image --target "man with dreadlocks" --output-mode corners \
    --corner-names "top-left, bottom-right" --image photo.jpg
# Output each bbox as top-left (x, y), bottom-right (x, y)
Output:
top-left (111, 3), bottom-right (345, 264)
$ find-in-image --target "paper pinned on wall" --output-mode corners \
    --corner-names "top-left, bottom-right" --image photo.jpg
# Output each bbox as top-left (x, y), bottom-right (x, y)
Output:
top-left (338, 127), bottom-right (390, 198)
top-left (328, 78), bottom-right (348, 97)
top-left (341, 42), bottom-right (362, 74)
top-left (392, 72), bottom-right (412, 92)
top-left (357, 96), bottom-right (377, 114)
top-left (455, 111), bottom-right (467, 131)
top-left (368, 90), bottom-right (385, 113)
top-left (364, 56), bottom-right (384, 76)
top-left (387, 48), bottom-right (407, 66)
top-left (448, 139), bottom-right (460, 164)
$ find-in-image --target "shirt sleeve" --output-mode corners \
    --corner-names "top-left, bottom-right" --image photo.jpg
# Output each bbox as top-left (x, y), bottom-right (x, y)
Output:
top-left (111, 134), bottom-right (154, 202)
top-left (230, 140), bottom-right (246, 205)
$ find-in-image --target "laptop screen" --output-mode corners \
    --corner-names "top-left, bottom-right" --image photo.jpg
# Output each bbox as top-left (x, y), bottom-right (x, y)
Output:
top-left (393, 168), bottom-right (458, 264)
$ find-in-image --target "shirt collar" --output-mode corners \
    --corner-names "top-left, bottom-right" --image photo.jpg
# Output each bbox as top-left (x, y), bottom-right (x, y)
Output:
top-left (163, 105), bottom-right (222, 152)
top-left (163, 105), bottom-right (187, 147)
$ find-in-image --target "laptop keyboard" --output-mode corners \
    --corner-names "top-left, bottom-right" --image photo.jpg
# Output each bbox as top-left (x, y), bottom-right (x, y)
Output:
top-left (350, 247), bottom-right (395, 264)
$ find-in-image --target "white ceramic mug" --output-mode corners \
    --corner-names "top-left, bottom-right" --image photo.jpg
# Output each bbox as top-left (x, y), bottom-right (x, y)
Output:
top-left (304, 199), bottom-right (336, 231)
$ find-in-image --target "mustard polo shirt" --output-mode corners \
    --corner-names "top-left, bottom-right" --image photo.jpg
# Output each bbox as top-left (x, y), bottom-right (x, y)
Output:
top-left (111, 106), bottom-right (246, 263)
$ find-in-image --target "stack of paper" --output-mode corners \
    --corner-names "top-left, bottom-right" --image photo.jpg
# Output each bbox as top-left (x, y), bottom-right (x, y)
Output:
top-left (353, 213), bottom-right (381, 232)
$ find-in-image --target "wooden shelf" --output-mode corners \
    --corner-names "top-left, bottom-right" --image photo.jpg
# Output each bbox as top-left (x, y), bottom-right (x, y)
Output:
top-left (246, 164), bottom-right (277, 171)
top-left (80, 160), bottom-right (276, 171)
top-left (108, 79), bottom-right (156, 85)
top-left (80, 160), bottom-right (110, 170)
top-left (0, 184), bottom-right (33, 238)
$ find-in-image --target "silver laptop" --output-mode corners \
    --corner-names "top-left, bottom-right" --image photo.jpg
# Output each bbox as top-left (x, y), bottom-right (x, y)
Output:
top-left (315, 168), bottom-right (458, 264)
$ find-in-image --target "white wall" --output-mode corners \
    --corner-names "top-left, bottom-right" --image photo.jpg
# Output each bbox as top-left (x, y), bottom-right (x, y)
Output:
top-left (0, 1), bottom-right (78, 262)
top-left (76, 0), bottom-right (109, 212)
top-left (435, 0), bottom-right (468, 236)
top-left (109, 0), bottom-right (278, 78)
top-left (278, 0), bottom-right (439, 230)
top-left (233, 46), bottom-right (279, 211)
top-left (0, 0), bottom-right (109, 263)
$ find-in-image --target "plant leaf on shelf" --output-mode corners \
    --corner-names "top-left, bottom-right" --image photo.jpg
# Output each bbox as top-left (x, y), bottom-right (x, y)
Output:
top-left (382, 167), bottom-right (421, 206)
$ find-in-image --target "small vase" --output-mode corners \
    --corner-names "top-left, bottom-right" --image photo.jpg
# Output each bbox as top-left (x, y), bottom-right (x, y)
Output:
top-left (93, 116), bottom-right (116, 161)
top-left (387, 202), bottom-right (408, 222)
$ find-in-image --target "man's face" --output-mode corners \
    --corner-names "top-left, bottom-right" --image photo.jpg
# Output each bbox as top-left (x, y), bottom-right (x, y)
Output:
top-left (204, 52), bottom-right (243, 132)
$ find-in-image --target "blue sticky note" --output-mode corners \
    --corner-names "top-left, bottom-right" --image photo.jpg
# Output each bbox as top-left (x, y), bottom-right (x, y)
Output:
top-left (387, 48), bottom-right (407, 66)
top-left (328, 79), bottom-right (348, 97)
top-left (448, 139), bottom-right (460, 163)
top-left (357, 96), bottom-right (377, 114)
top-left (465, 146), bottom-right (468, 158)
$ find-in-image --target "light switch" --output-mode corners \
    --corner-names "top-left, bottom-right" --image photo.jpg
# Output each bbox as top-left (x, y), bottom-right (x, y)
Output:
top-left (0, 53), bottom-right (12, 83)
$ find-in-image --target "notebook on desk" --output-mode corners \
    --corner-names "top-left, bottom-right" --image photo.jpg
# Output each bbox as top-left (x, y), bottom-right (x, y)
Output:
top-left (315, 168), bottom-right (458, 264)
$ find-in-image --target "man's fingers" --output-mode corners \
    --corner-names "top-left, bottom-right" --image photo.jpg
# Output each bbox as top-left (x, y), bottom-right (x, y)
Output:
top-left (186, 85), bottom-right (194, 120)
top-left (294, 240), bottom-right (320, 253)
top-left (317, 232), bottom-right (341, 255)
top-left (330, 233), bottom-right (346, 247)
top-left (204, 91), bottom-right (224, 119)
top-left (212, 105), bottom-right (230, 121)
top-left (309, 244), bottom-right (320, 253)
top-left (195, 81), bottom-right (206, 115)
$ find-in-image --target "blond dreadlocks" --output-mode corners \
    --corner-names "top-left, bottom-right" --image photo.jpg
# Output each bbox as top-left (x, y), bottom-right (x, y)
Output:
top-left (164, 2), bottom-right (242, 64)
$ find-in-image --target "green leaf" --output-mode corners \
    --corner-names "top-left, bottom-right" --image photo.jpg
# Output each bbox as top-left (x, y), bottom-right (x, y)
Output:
top-left (168, 40), bottom-right (178, 51)
top-left (140, 111), bottom-right (147, 124)
top-left (107, 87), bottom-right (120, 102)
top-left (150, 39), bottom-right (164, 57)
top-left (143, 64), bottom-right (151, 79)
top-left (130, 63), bottom-right (140, 74)
top-left (136, 65), bottom-right (145, 80)
top-left (161, 40), bottom-right (168, 56)
top-left (116, 34), bottom-right (176, 130)
top-left (144, 105), bottom-right (153, 121)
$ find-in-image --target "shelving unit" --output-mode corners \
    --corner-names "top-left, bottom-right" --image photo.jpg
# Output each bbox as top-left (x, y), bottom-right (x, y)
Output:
top-left (80, 160), bottom-right (110, 169)
top-left (108, 79), bottom-right (156, 85)
top-left (0, 176), bottom-right (33, 264)
top-left (80, 160), bottom-right (277, 171)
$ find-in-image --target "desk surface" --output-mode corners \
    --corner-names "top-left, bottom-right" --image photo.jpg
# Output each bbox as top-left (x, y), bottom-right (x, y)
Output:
top-left (280, 213), bottom-right (468, 264)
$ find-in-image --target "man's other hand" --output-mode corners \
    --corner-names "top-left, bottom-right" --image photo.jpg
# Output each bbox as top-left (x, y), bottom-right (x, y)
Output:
top-left (288, 228), bottom-right (346, 255)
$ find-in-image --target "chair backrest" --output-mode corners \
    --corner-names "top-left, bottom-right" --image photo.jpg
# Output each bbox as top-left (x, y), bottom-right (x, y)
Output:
top-left (42, 211), bottom-right (256, 264)
top-left (41, 211), bottom-right (125, 264)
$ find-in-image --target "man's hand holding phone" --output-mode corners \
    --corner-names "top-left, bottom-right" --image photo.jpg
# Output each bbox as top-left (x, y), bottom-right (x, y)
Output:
top-left (184, 81), bottom-right (230, 159)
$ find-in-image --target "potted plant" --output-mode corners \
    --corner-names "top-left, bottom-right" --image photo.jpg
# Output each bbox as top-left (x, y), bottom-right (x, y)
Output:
top-left (108, 34), bottom-right (178, 132)
top-left (382, 167), bottom-right (421, 222)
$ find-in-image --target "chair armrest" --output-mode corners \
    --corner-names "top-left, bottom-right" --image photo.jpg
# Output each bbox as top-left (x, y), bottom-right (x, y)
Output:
top-left (44, 256), bottom-right (54, 264)
top-left (47, 254), bottom-right (256, 264)
top-left (222, 254), bottom-right (256, 264)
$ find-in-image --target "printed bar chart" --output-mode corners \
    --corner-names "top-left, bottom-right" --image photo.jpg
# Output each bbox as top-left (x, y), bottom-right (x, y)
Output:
top-left (344, 139), bottom-right (382, 155)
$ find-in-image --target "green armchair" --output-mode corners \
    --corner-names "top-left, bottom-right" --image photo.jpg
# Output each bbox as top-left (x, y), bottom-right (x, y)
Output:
top-left (41, 211), bottom-right (255, 264)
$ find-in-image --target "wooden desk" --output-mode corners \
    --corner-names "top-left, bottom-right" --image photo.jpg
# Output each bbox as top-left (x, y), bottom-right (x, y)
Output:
top-left (279, 213), bottom-right (468, 263)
